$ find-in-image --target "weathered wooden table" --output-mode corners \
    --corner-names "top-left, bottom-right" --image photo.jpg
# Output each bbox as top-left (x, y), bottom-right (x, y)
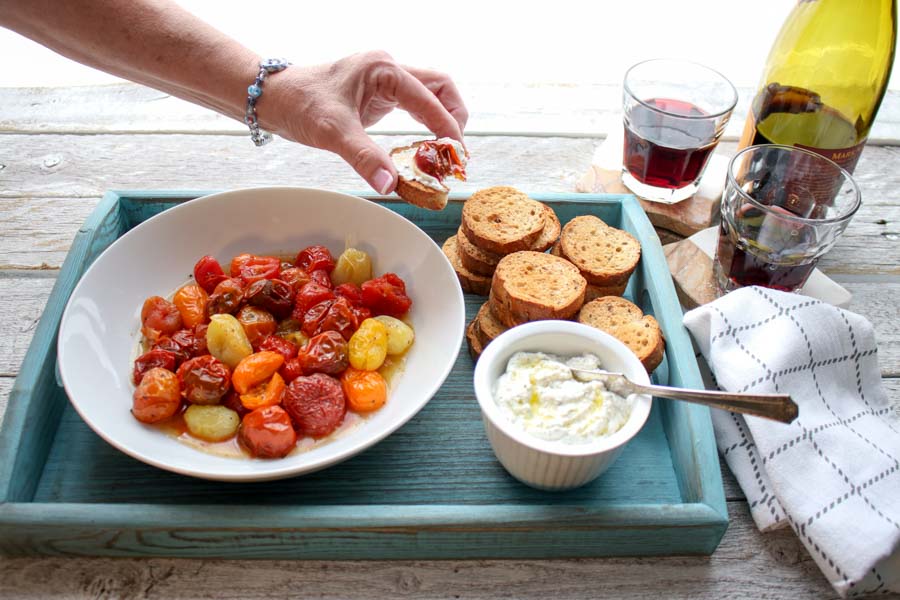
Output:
top-left (0, 84), bottom-right (897, 599)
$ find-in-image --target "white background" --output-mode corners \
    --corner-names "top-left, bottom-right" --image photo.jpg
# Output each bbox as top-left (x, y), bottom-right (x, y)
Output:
top-left (3, 0), bottom-right (895, 90)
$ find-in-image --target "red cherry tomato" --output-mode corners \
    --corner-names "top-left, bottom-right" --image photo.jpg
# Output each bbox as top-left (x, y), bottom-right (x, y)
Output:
top-left (302, 297), bottom-right (357, 340)
top-left (176, 355), bottom-right (231, 405)
top-left (295, 245), bottom-right (335, 273)
top-left (279, 356), bottom-right (304, 383)
top-left (258, 334), bottom-right (298, 361)
top-left (279, 267), bottom-right (311, 294)
top-left (309, 269), bottom-right (333, 289)
top-left (334, 282), bottom-right (363, 306)
top-left (133, 348), bottom-right (176, 384)
top-left (152, 335), bottom-right (191, 366)
top-left (232, 254), bottom-right (281, 285)
top-left (245, 278), bottom-right (293, 319)
top-left (206, 277), bottom-right (244, 317)
top-left (236, 306), bottom-right (277, 348)
top-left (221, 388), bottom-right (251, 419)
top-left (193, 255), bottom-right (228, 294)
top-left (132, 367), bottom-right (181, 423)
top-left (296, 330), bottom-right (349, 375)
top-left (141, 296), bottom-right (183, 342)
top-left (283, 373), bottom-right (346, 438)
top-left (292, 282), bottom-right (335, 320)
top-left (239, 405), bottom-right (297, 458)
top-left (192, 323), bottom-right (209, 356)
top-left (360, 273), bottom-right (412, 317)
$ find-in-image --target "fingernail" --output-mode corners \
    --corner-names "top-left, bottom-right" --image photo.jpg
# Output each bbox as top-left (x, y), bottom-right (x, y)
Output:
top-left (373, 168), bottom-right (394, 195)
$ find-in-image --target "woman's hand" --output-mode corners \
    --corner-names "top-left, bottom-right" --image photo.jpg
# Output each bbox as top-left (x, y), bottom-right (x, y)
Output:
top-left (261, 51), bottom-right (469, 194)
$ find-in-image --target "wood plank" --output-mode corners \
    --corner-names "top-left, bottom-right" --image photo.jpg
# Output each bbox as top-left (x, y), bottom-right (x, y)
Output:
top-left (0, 501), bottom-right (837, 599)
top-left (0, 134), bottom-right (594, 198)
top-left (3, 83), bottom-right (900, 144)
top-left (0, 275), bottom-right (56, 378)
top-left (0, 136), bottom-right (898, 275)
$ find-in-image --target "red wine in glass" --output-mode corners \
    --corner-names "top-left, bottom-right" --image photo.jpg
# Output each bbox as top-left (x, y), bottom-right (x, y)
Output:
top-left (715, 220), bottom-right (816, 292)
top-left (623, 98), bottom-right (718, 189)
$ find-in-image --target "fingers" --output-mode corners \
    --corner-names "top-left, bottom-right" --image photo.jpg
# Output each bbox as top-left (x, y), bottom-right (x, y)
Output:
top-left (372, 64), bottom-right (464, 143)
top-left (402, 65), bottom-right (469, 133)
top-left (322, 118), bottom-right (397, 195)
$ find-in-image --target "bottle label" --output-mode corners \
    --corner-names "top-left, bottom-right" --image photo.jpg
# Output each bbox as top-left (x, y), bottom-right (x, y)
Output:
top-left (795, 140), bottom-right (866, 173)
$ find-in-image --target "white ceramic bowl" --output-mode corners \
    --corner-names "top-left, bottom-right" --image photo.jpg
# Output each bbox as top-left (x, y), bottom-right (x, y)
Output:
top-left (473, 320), bottom-right (653, 491)
top-left (57, 187), bottom-right (465, 481)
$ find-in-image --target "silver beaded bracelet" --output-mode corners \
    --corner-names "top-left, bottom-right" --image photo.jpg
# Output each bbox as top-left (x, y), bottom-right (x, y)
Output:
top-left (244, 58), bottom-right (290, 146)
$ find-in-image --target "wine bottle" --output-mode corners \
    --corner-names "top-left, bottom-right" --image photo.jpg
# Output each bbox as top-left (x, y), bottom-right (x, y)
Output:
top-left (739, 0), bottom-right (897, 174)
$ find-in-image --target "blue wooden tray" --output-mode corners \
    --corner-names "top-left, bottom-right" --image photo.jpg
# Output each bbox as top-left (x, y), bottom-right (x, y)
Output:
top-left (0, 190), bottom-right (727, 558)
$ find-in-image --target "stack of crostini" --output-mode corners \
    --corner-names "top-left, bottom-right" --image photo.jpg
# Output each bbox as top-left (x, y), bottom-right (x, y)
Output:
top-left (445, 186), bottom-right (665, 373)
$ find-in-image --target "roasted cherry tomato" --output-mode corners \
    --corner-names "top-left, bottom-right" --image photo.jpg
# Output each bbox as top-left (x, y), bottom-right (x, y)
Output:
top-left (133, 348), bottom-right (176, 384)
top-left (292, 282), bottom-right (335, 320)
top-left (341, 367), bottom-right (387, 412)
top-left (192, 323), bottom-right (209, 356)
top-left (245, 278), bottom-right (293, 319)
top-left (309, 269), bottom-right (333, 289)
top-left (132, 367), bottom-right (181, 423)
top-left (279, 357), bottom-right (304, 383)
top-left (172, 283), bottom-right (209, 328)
top-left (296, 330), bottom-right (349, 375)
top-left (240, 371), bottom-right (286, 410)
top-left (193, 255), bottom-right (228, 294)
top-left (258, 334), bottom-right (298, 361)
top-left (360, 273), bottom-right (412, 318)
top-left (236, 305), bottom-right (277, 348)
top-left (331, 248), bottom-right (373, 286)
top-left (152, 335), bottom-right (191, 366)
top-left (141, 296), bottom-right (183, 342)
top-left (221, 388), bottom-right (251, 419)
top-left (302, 297), bottom-right (357, 340)
top-left (206, 277), bottom-right (244, 317)
top-left (232, 351), bottom-right (285, 394)
top-left (333, 282), bottom-right (363, 306)
top-left (283, 373), bottom-right (346, 438)
top-left (351, 305), bottom-right (372, 326)
top-left (239, 405), bottom-right (297, 459)
top-left (231, 253), bottom-right (281, 285)
top-left (348, 318), bottom-right (388, 371)
top-left (176, 355), bottom-right (231, 405)
top-left (295, 245), bottom-right (335, 274)
top-left (279, 267), bottom-right (311, 294)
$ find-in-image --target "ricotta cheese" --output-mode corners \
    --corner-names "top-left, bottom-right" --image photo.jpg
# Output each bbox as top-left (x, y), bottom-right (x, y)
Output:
top-left (492, 351), bottom-right (635, 444)
top-left (391, 137), bottom-right (467, 191)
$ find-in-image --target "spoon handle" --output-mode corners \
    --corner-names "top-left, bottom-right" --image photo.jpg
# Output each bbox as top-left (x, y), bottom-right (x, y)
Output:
top-left (627, 382), bottom-right (798, 424)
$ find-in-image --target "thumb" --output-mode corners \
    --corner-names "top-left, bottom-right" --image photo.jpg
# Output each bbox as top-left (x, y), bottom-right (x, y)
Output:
top-left (329, 125), bottom-right (396, 195)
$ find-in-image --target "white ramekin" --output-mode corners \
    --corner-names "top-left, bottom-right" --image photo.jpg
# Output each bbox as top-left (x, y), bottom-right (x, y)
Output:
top-left (473, 320), bottom-right (653, 491)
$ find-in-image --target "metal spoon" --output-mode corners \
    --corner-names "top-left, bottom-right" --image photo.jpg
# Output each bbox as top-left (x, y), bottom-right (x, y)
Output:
top-left (570, 368), bottom-right (799, 424)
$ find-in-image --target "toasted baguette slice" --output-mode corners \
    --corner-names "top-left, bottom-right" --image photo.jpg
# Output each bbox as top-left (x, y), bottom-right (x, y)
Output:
top-left (585, 281), bottom-right (628, 302)
top-left (456, 226), bottom-right (501, 276)
top-left (461, 187), bottom-right (546, 254)
top-left (442, 236), bottom-right (492, 295)
top-left (475, 301), bottom-right (508, 346)
top-left (490, 251), bottom-right (586, 327)
top-left (466, 320), bottom-right (484, 360)
top-left (530, 204), bottom-right (561, 252)
top-left (559, 215), bottom-right (641, 286)
top-left (391, 142), bottom-right (449, 210)
top-left (577, 296), bottom-right (665, 372)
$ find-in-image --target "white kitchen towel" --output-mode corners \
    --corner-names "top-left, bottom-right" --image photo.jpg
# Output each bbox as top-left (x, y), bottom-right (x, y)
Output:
top-left (683, 286), bottom-right (900, 598)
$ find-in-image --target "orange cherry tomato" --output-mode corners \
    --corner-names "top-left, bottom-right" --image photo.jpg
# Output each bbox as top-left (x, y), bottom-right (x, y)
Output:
top-left (231, 253), bottom-right (281, 285)
top-left (172, 283), bottom-right (209, 328)
top-left (141, 296), bottom-right (183, 342)
top-left (231, 351), bottom-right (285, 394)
top-left (236, 306), bottom-right (277, 347)
top-left (132, 367), bottom-right (181, 423)
top-left (239, 405), bottom-right (297, 458)
top-left (240, 371), bottom-right (286, 410)
top-left (340, 367), bottom-right (387, 412)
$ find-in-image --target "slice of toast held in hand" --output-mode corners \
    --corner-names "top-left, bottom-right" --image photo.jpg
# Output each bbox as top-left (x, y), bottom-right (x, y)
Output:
top-left (577, 296), bottom-right (665, 373)
top-left (490, 251), bottom-right (587, 327)
top-left (559, 215), bottom-right (641, 286)
top-left (461, 187), bottom-right (546, 254)
top-left (391, 138), bottom-right (468, 211)
top-left (442, 235), bottom-right (492, 296)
